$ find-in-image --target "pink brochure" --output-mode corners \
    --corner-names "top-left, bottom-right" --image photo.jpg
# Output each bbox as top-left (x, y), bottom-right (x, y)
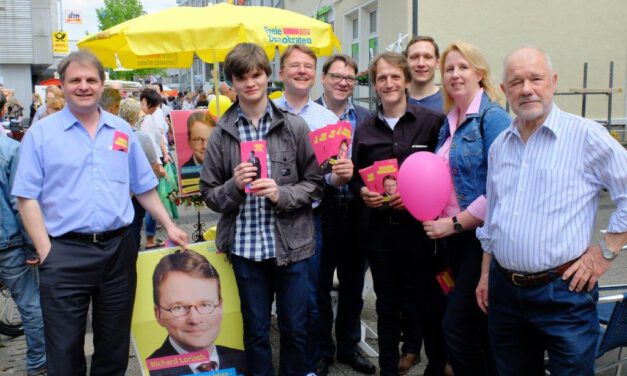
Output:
top-left (240, 140), bottom-right (268, 193)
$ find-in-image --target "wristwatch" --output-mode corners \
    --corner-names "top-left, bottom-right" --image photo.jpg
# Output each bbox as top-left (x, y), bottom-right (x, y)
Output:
top-left (600, 239), bottom-right (619, 261)
top-left (452, 216), bottom-right (464, 233)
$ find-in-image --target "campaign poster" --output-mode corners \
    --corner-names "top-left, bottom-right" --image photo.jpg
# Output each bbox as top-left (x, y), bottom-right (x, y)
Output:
top-left (171, 110), bottom-right (216, 197)
top-left (132, 242), bottom-right (246, 376)
top-left (240, 140), bottom-right (268, 193)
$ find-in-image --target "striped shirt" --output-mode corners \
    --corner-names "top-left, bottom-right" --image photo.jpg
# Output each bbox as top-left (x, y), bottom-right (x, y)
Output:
top-left (233, 105), bottom-right (277, 261)
top-left (477, 104), bottom-right (627, 273)
top-left (273, 96), bottom-right (339, 132)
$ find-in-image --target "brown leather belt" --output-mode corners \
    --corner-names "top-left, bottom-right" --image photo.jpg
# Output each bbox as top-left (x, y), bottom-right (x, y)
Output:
top-left (497, 258), bottom-right (578, 288)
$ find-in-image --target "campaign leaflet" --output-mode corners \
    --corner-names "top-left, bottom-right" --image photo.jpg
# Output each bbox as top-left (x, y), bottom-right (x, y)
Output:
top-left (323, 122), bottom-right (352, 174)
top-left (373, 159), bottom-right (399, 202)
top-left (358, 165), bottom-right (378, 192)
top-left (240, 140), bottom-right (267, 193)
top-left (308, 127), bottom-right (329, 167)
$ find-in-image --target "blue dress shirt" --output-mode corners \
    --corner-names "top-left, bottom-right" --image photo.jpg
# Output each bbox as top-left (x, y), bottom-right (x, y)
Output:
top-left (477, 104), bottom-right (627, 272)
top-left (12, 106), bottom-right (157, 236)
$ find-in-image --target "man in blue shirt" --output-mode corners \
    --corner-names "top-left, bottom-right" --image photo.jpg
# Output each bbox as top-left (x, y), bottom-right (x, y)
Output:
top-left (12, 50), bottom-right (188, 376)
top-left (404, 36), bottom-right (444, 114)
top-left (0, 91), bottom-right (47, 376)
top-left (477, 46), bottom-right (627, 375)
top-left (314, 53), bottom-right (376, 376)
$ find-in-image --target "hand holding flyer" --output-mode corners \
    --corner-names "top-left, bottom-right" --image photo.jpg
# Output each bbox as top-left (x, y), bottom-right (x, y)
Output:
top-left (358, 159), bottom-right (399, 206)
top-left (240, 141), bottom-right (268, 193)
top-left (308, 122), bottom-right (353, 173)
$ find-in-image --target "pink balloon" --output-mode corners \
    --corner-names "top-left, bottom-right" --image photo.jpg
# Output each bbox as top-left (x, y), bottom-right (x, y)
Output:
top-left (398, 152), bottom-right (451, 221)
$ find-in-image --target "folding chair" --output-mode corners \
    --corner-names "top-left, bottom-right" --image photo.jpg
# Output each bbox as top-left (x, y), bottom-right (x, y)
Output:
top-left (595, 285), bottom-right (627, 375)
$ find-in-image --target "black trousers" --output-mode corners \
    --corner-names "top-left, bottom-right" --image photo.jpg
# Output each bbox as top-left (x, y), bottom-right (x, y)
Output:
top-left (318, 189), bottom-right (369, 360)
top-left (367, 210), bottom-right (447, 376)
top-left (38, 229), bottom-right (137, 376)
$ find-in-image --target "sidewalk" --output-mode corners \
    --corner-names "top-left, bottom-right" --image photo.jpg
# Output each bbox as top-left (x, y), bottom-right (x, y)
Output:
top-left (1, 190), bottom-right (626, 375)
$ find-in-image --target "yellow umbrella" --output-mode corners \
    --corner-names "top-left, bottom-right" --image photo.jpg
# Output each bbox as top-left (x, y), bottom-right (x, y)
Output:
top-left (77, 3), bottom-right (341, 69)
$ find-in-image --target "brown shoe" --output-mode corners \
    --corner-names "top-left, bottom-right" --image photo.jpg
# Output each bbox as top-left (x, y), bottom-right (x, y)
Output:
top-left (398, 353), bottom-right (420, 375)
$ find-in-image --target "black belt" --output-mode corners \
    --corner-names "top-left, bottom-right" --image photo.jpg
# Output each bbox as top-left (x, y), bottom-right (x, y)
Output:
top-left (54, 226), bottom-right (128, 243)
top-left (497, 258), bottom-right (578, 287)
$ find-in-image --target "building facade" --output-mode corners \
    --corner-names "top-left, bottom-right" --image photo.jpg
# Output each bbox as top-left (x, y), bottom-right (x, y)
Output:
top-left (286, 0), bottom-right (627, 127)
top-left (0, 0), bottom-right (56, 112)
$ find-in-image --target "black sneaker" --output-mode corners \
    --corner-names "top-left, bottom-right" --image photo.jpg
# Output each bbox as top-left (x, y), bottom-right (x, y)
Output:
top-left (337, 351), bottom-right (376, 374)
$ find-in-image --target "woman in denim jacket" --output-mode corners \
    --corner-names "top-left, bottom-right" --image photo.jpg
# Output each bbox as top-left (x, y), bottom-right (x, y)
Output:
top-left (422, 42), bottom-right (511, 376)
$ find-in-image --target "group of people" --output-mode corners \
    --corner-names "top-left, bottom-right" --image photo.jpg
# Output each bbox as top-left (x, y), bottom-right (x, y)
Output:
top-left (0, 35), bottom-right (626, 376)
top-left (199, 38), bottom-right (627, 376)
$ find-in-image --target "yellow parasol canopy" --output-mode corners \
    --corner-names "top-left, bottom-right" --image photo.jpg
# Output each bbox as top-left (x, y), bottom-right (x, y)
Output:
top-left (77, 3), bottom-right (341, 69)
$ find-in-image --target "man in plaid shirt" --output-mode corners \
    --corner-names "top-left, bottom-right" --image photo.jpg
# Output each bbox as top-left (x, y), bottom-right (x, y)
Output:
top-left (200, 42), bottom-right (324, 376)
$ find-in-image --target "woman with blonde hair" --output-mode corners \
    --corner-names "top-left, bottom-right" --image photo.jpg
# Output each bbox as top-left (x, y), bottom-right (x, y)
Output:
top-left (422, 41), bottom-right (511, 376)
top-left (29, 92), bottom-right (42, 123)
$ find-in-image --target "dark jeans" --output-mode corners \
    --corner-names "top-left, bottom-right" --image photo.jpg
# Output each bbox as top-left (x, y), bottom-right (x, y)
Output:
top-left (441, 232), bottom-right (495, 376)
top-left (318, 193), bottom-right (368, 361)
top-left (306, 210), bottom-right (323, 372)
top-left (39, 229), bottom-right (137, 376)
top-left (231, 254), bottom-right (309, 376)
top-left (367, 211), bottom-right (447, 376)
top-left (130, 196), bottom-right (146, 251)
top-left (488, 260), bottom-right (598, 376)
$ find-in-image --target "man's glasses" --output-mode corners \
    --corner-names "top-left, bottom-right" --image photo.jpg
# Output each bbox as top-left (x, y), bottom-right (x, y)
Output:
top-left (328, 73), bottom-right (357, 84)
top-left (190, 137), bottom-right (209, 145)
top-left (159, 302), bottom-right (220, 317)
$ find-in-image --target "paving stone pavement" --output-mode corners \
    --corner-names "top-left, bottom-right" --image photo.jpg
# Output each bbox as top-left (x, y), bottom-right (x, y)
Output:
top-left (1, 191), bottom-right (626, 375)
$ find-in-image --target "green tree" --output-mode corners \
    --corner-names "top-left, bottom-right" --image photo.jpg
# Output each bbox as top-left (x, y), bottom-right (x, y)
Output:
top-left (96, 0), bottom-right (145, 31)
top-left (95, 0), bottom-right (165, 82)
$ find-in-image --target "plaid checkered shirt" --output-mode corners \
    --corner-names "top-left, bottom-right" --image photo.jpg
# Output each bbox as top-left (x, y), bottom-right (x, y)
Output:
top-left (232, 104), bottom-right (277, 261)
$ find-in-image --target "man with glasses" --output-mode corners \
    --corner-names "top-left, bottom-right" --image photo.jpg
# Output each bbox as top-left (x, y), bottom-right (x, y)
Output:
top-left (181, 111), bottom-right (215, 195)
top-left (315, 54), bottom-right (376, 375)
top-left (148, 250), bottom-right (246, 375)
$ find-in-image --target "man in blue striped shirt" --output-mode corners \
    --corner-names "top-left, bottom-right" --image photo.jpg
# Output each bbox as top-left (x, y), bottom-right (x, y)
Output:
top-left (476, 46), bottom-right (627, 375)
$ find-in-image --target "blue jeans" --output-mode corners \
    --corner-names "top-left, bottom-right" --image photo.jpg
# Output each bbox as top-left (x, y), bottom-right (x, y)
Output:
top-left (0, 246), bottom-right (46, 373)
top-left (231, 254), bottom-right (309, 376)
top-left (488, 260), bottom-right (598, 376)
top-left (442, 233), bottom-right (494, 376)
top-left (306, 210), bottom-right (323, 372)
top-left (144, 211), bottom-right (156, 237)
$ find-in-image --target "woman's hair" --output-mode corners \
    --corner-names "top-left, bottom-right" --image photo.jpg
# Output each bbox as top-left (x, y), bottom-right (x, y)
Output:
top-left (119, 98), bottom-right (141, 126)
top-left (46, 96), bottom-right (65, 112)
top-left (440, 41), bottom-right (502, 112)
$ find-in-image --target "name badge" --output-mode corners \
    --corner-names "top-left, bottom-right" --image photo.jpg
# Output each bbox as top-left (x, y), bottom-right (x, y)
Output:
top-left (112, 131), bottom-right (129, 153)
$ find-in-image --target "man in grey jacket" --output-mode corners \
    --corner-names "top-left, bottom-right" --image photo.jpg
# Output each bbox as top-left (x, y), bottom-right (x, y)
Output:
top-left (200, 42), bottom-right (324, 376)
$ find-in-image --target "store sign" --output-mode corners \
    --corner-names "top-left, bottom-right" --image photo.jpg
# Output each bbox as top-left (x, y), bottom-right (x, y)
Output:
top-left (52, 31), bottom-right (69, 54)
top-left (64, 9), bottom-right (82, 24)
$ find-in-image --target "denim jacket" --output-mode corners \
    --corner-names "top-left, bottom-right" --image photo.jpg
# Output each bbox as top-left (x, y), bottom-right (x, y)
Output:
top-left (435, 93), bottom-right (511, 210)
top-left (0, 135), bottom-right (27, 250)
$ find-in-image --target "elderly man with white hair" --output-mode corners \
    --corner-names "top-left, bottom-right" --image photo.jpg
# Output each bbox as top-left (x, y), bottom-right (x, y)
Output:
top-left (476, 46), bottom-right (627, 375)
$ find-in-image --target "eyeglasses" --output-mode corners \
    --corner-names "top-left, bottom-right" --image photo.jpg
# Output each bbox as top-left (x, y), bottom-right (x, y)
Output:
top-left (190, 137), bottom-right (209, 145)
top-left (328, 73), bottom-right (357, 84)
top-left (159, 301), bottom-right (220, 317)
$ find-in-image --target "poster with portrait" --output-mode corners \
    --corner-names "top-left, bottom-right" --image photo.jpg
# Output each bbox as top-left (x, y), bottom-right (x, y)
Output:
top-left (171, 110), bottom-right (216, 197)
top-left (131, 242), bottom-right (246, 376)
